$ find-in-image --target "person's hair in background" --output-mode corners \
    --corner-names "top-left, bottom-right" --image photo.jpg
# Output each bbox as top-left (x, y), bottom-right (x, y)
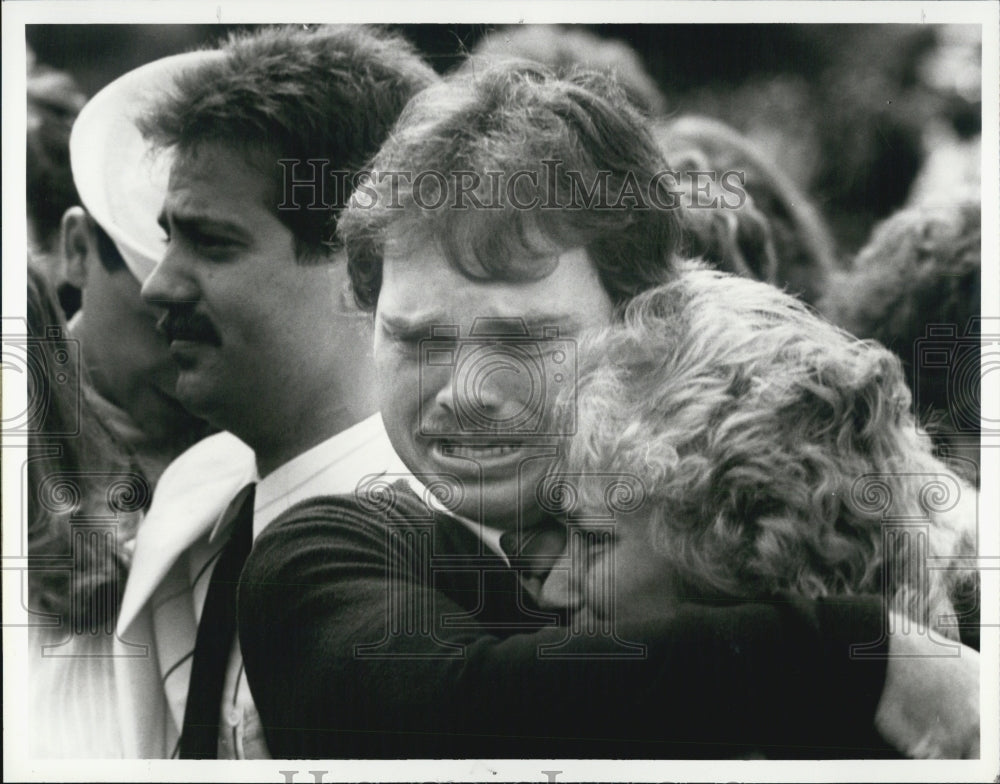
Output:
top-left (562, 262), bottom-right (977, 644)
top-left (138, 24), bottom-right (438, 262)
top-left (27, 48), bottom-right (87, 318)
top-left (472, 24), bottom-right (667, 116)
top-left (653, 115), bottom-right (840, 306)
top-left (342, 60), bottom-right (682, 313)
top-left (819, 197), bottom-right (981, 484)
top-left (26, 264), bottom-right (145, 629)
top-left (810, 26), bottom-right (975, 253)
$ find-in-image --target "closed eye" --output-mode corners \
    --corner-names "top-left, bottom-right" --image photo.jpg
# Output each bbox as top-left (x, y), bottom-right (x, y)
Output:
top-left (379, 318), bottom-right (434, 344)
top-left (159, 212), bottom-right (251, 257)
top-left (190, 231), bottom-right (237, 249)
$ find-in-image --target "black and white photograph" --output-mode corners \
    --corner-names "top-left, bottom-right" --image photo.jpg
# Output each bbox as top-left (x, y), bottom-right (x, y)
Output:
top-left (3, 2), bottom-right (998, 781)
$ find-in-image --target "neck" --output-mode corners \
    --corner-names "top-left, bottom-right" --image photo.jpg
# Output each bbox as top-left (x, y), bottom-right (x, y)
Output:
top-left (233, 307), bottom-right (378, 478)
top-left (249, 396), bottom-right (376, 479)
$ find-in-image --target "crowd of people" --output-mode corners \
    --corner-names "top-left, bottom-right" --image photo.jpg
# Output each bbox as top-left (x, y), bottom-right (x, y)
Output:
top-left (21, 23), bottom-right (983, 763)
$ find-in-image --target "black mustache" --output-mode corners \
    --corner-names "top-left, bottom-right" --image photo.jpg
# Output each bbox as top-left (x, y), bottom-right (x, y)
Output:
top-left (158, 308), bottom-right (222, 346)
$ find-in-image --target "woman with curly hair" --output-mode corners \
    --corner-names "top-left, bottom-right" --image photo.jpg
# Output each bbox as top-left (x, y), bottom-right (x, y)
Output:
top-left (563, 262), bottom-right (978, 644)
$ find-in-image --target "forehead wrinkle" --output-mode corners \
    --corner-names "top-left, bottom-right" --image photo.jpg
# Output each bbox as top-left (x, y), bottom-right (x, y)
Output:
top-left (161, 176), bottom-right (260, 236)
top-left (382, 253), bottom-right (596, 324)
top-left (167, 142), bottom-right (276, 223)
top-left (380, 303), bottom-right (586, 336)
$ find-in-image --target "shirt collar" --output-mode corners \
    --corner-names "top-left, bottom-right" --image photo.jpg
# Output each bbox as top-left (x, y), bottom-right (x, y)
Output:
top-left (208, 413), bottom-right (409, 543)
top-left (452, 515), bottom-right (509, 562)
top-left (420, 490), bottom-right (509, 562)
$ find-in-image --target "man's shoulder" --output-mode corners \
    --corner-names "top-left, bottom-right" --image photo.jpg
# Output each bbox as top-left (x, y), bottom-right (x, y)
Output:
top-left (141, 431), bottom-right (255, 537)
top-left (251, 480), bottom-right (484, 569)
top-left (263, 480), bottom-right (435, 538)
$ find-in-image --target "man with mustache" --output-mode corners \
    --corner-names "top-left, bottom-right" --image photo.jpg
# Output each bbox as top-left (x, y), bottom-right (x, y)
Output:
top-left (238, 61), bottom-right (981, 760)
top-left (111, 25), bottom-right (439, 758)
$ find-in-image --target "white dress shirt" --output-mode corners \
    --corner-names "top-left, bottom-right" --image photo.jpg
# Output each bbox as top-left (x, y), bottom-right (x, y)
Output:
top-left (114, 413), bottom-right (409, 758)
top-left (207, 414), bottom-right (412, 759)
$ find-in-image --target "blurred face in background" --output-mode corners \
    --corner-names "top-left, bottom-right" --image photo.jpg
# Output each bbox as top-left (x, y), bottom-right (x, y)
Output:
top-left (61, 207), bottom-right (204, 445)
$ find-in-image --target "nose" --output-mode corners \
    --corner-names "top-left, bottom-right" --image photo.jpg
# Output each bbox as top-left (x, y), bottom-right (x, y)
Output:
top-left (428, 362), bottom-right (458, 414)
top-left (140, 243), bottom-right (199, 309)
top-left (448, 344), bottom-right (541, 433)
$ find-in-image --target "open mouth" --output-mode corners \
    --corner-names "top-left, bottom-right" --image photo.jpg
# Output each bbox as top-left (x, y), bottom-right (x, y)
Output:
top-left (432, 440), bottom-right (527, 464)
top-left (444, 443), bottom-right (521, 458)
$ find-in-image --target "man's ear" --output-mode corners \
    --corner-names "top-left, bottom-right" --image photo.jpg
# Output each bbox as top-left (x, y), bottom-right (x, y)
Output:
top-left (61, 206), bottom-right (99, 289)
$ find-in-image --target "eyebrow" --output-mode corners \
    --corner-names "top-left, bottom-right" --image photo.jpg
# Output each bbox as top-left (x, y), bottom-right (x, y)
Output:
top-left (157, 209), bottom-right (253, 242)
top-left (379, 313), bottom-right (442, 337)
top-left (519, 313), bottom-right (587, 333)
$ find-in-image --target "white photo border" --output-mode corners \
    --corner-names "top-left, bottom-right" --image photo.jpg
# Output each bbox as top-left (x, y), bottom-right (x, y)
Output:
top-left (4, 2), bottom-right (998, 781)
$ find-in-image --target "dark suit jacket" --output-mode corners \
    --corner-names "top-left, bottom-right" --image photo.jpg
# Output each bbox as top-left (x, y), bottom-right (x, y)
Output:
top-left (238, 483), bottom-right (894, 759)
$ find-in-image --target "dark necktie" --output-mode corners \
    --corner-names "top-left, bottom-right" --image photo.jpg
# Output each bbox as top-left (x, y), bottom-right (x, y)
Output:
top-left (179, 482), bottom-right (256, 759)
top-left (499, 520), bottom-right (567, 604)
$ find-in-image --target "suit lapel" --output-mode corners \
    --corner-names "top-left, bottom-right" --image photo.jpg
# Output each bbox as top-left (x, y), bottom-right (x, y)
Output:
top-left (116, 432), bottom-right (255, 635)
top-left (432, 509), bottom-right (494, 557)
top-left (114, 432), bottom-right (254, 758)
top-left (152, 554), bottom-right (202, 746)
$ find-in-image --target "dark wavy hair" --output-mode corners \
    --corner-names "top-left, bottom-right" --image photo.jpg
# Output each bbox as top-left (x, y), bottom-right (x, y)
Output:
top-left (138, 24), bottom-right (437, 261)
top-left (472, 25), bottom-right (667, 116)
top-left (341, 59), bottom-right (683, 312)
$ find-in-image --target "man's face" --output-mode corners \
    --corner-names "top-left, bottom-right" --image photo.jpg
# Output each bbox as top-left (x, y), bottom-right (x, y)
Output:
top-left (141, 142), bottom-right (345, 438)
top-left (375, 239), bottom-right (615, 532)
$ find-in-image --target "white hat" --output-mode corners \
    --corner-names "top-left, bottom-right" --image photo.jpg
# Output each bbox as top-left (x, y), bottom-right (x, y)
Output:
top-left (69, 50), bottom-right (222, 282)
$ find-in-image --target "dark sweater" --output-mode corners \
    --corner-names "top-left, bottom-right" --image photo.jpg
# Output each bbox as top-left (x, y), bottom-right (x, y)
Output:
top-left (238, 483), bottom-right (893, 759)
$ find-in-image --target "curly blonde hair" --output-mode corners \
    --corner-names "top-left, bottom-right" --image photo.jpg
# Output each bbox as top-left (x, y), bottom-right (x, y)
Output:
top-left (563, 262), bottom-right (977, 636)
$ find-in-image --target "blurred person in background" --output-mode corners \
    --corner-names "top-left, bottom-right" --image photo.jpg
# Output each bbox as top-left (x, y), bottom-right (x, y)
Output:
top-left (25, 264), bottom-right (147, 757)
top-left (669, 25), bottom-right (980, 256)
top-left (27, 48), bottom-right (86, 317)
top-left (60, 60), bottom-right (212, 493)
top-left (472, 24), bottom-right (667, 116)
top-left (819, 197), bottom-right (982, 488)
top-left (24, 48), bottom-right (213, 757)
top-left (653, 115), bottom-right (839, 306)
top-left (812, 25), bottom-right (981, 250)
top-left (906, 27), bottom-right (981, 207)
